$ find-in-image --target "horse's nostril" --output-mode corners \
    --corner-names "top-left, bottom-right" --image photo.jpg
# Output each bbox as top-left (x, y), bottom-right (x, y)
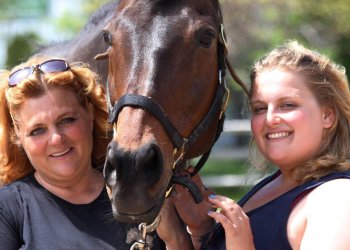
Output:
top-left (104, 145), bottom-right (119, 187)
top-left (103, 159), bottom-right (117, 187)
top-left (136, 144), bottom-right (163, 186)
top-left (136, 146), bottom-right (155, 167)
top-left (104, 142), bottom-right (163, 188)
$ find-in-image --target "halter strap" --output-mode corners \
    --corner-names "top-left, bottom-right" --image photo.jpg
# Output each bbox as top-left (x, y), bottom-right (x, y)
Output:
top-left (108, 94), bottom-right (184, 148)
top-left (108, 76), bottom-right (226, 151)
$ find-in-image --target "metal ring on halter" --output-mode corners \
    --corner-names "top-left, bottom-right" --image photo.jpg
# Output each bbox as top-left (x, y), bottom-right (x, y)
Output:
top-left (130, 216), bottom-right (161, 250)
top-left (139, 215), bottom-right (161, 234)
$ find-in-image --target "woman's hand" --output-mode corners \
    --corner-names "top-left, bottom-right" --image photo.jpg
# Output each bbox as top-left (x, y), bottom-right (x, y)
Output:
top-left (208, 194), bottom-right (255, 250)
top-left (157, 167), bottom-right (216, 250)
top-left (156, 198), bottom-right (193, 250)
top-left (170, 169), bottom-right (216, 236)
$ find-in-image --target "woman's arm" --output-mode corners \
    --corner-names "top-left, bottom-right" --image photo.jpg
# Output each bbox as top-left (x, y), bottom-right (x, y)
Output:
top-left (289, 179), bottom-right (350, 250)
top-left (0, 208), bottom-right (22, 249)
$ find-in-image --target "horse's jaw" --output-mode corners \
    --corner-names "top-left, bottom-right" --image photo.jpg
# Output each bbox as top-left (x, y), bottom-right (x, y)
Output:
top-left (109, 194), bottom-right (165, 224)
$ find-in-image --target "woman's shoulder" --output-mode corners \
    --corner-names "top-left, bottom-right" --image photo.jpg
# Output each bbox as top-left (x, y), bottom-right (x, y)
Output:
top-left (0, 174), bottom-right (36, 207)
top-left (309, 177), bottom-right (350, 199)
top-left (302, 177), bottom-right (350, 215)
top-left (290, 172), bottom-right (350, 220)
top-left (288, 178), bottom-right (350, 249)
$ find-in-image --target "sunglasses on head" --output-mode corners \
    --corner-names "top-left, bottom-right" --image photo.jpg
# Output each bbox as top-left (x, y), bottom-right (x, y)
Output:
top-left (8, 59), bottom-right (70, 87)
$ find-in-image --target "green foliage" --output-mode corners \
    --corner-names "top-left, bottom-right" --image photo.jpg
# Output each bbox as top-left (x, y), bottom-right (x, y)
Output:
top-left (289, 0), bottom-right (350, 78)
top-left (6, 33), bottom-right (41, 68)
top-left (0, 0), bottom-right (47, 19)
top-left (83, 0), bottom-right (111, 14)
top-left (198, 158), bottom-right (250, 176)
top-left (189, 158), bottom-right (253, 200)
top-left (54, 0), bottom-right (111, 34)
top-left (222, 0), bottom-right (350, 80)
top-left (2, 0), bottom-right (112, 68)
top-left (212, 186), bottom-right (251, 200)
top-left (54, 12), bottom-right (86, 36)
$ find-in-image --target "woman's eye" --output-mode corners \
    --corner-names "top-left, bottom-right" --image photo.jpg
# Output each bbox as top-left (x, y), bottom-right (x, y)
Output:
top-left (281, 103), bottom-right (296, 109)
top-left (30, 127), bottom-right (45, 136)
top-left (252, 106), bottom-right (266, 114)
top-left (60, 117), bottom-right (76, 125)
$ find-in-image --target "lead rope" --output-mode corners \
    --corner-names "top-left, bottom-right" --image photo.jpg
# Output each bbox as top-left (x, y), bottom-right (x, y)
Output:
top-left (130, 215), bottom-right (161, 250)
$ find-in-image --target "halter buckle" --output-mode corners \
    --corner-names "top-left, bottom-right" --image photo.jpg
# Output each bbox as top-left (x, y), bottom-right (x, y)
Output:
top-left (172, 138), bottom-right (188, 169)
top-left (220, 84), bottom-right (231, 119)
top-left (130, 216), bottom-right (160, 250)
top-left (219, 24), bottom-right (228, 54)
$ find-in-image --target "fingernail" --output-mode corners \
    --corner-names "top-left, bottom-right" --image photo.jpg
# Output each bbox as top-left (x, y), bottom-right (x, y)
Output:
top-left (208, 210), bottom-right (214, 215)
top-left (208, 194), bottom-right (216, 199)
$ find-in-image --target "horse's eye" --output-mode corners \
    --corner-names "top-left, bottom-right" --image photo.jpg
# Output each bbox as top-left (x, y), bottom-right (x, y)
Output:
top-left (199, 30), bottom-right (216, 48)
top-left (103, 31), bottom-right (113, 46)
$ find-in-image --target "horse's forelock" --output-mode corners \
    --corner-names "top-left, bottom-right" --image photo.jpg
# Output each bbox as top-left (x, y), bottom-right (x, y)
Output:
top-left (137, 0), bottom-right (220, 14)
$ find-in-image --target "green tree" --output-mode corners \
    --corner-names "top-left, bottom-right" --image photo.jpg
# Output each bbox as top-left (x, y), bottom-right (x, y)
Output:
top-left (219, 0), bottom-right (350, 122)
top-left (221, 0), bottom-right (350, 80)
top-left (6, 32), bottom-right (40, 68)
top-left (290, 0), bottom-right (350, 77)
top-left (55, 0), bottom-right (111, 35)
top-left (0, 0), bottom-right (47, 19)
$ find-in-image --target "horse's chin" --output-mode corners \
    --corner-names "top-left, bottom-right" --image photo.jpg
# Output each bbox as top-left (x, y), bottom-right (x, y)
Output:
top-left (111, 196), bottom-right (165, 224)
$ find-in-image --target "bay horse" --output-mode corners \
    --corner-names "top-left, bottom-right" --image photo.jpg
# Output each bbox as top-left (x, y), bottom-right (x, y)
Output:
top-left (98, 0), bottom-right (248, 226)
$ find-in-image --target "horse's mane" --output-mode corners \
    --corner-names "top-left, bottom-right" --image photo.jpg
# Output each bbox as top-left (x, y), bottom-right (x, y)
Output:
top-left (77, 1), bottom-right (119, 35)
top-left (39, 1), bottom-right (118, 54)
top-left (38, 1), bottom-right (120, 82)
top-left (139, 0), bottom-right (219, 10)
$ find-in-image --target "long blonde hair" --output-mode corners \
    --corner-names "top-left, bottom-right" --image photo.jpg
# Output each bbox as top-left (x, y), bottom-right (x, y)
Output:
top-left (249, 40), bottom-right (350, 183)
top-left (0, 55), bottom-right (111, 185)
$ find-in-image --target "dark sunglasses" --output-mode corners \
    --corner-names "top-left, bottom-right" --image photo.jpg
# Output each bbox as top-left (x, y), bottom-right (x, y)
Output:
top-left (8, 59), bottom-right (70, 87)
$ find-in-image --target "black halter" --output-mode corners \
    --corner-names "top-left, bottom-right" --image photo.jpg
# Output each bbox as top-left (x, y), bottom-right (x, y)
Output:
top-left (107, 75), bottom-right (227, 167)
top-left (104, 23), bottom-right (247, 203)
top-left (106, 29), bottom-right (228, 171)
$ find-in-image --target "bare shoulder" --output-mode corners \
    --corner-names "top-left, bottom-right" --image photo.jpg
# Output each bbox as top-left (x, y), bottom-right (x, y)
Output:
top-left (305, 178), bottom-right (350, 216)
top-left (288, 178), bottom-right (350, 249)
top-left (308, 178), bottom-right (350, 202)
top-left (299, 178), bottom-right (350, 249)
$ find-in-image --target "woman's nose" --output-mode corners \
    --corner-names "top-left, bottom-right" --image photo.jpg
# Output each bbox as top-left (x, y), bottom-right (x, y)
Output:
top-left (266, 109), bottom-right (281, 127)
top-left (50, 130), bottom-right (64, 145)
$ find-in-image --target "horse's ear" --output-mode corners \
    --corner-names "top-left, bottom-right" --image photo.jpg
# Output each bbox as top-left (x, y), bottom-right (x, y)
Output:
top-left (94, 52), bottom-right (109, 61)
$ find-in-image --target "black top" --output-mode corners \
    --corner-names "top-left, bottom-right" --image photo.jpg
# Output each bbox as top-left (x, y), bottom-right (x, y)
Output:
top-left (0, 173), bottom-right (165, 250)
top-left (202, 170), bottom-right (350, 250)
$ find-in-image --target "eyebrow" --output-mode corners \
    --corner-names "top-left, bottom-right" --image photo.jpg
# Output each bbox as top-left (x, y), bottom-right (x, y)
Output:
top-left (250, 95), bottom-right (302, 105)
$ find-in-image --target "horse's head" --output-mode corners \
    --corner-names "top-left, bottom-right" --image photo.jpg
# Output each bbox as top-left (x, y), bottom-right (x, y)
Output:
top-left (101, 0), bottom-right (228, 224)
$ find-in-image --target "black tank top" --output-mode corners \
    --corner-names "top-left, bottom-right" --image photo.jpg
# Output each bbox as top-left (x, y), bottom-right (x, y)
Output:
top-left (202, 170), bottom-right (350, 250)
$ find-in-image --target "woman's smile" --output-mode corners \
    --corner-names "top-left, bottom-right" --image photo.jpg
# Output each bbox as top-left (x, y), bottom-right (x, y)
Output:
top-left (266, 131), bottom-right (292, 140)
top-left (49, 148), bottom-right (73, 158)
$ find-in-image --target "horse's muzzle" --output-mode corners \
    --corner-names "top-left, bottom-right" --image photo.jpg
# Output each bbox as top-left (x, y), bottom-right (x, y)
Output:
top-left (103, 141), bottom-right (166, 223)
